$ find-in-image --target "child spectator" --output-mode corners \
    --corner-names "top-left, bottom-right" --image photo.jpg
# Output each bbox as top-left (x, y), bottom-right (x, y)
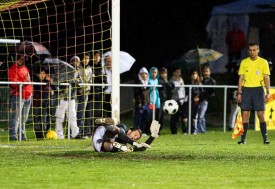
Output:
top-left (186, 70), bottom-right (204, 134)
top-left (32, 67), bottom-right (57, 139)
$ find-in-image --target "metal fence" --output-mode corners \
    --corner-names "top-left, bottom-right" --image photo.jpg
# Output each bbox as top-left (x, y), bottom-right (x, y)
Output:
top-left (0, 81), bottom-right (242, 140)
top-left (0, 86), bottom-right (9, 121)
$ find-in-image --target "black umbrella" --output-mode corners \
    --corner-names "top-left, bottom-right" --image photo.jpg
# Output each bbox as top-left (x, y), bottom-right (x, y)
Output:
top-left (18, 41), bottom-right (51, 56)
top-left (34, 58), bottom-right (75, 84)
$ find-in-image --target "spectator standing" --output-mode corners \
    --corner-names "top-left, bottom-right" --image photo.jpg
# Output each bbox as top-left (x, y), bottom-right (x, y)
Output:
top-left (76, 53), bottom-right (93, 139)
top-left (32, 67), bottom-right (57, 138)
top-left (55, 56), bottom-right (81, 139)
top-left (133, 67), bottom-right (151, 134)
top-left (237, 42), bottom-right (270, 144)
top-left (158, 67), bottom-right (174, 132)
top-left (8, 54), bottom-right (33, 141)
top-left (197, 65), bottom-right (216, 133)
top-left (85, 51), bottom-right (107, 135)
top-left (186, 70), bottom-right (204, 134)
top-left (226, 23), bottom-right (246, 73)
top-left (103, 55), bottom-right (112, 117)
top-left (148, 67), bottom-right (160, 123)
top-left (169, 67), bottom-right (188, 134)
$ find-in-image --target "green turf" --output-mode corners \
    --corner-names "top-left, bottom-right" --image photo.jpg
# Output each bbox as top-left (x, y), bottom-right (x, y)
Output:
top-left (1, 128), bottom-right (275, 189)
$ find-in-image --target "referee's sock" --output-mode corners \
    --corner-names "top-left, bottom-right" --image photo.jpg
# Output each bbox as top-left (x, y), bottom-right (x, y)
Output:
top-left (241, 123), bottom-right (249, 142)
top-left (260, 122), bottom-right (268, 142)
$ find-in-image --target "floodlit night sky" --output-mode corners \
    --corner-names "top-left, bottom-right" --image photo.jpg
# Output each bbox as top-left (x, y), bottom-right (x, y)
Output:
top-left (120, 0), bottom-right (237, 78)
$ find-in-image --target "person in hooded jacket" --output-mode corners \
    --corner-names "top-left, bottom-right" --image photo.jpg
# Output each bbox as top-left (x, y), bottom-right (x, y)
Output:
top-left (148, 67), bottom-right (160, 134)
top-left (133, 67), bottom-right (151, 134)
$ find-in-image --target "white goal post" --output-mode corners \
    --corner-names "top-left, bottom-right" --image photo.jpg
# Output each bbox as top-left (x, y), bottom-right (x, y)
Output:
top-left (111, 0), bottom-right (121, 122)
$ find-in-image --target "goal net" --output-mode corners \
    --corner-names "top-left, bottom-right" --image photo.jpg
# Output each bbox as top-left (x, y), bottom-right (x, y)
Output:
top-left (0, 0), bottom-right (112, 142)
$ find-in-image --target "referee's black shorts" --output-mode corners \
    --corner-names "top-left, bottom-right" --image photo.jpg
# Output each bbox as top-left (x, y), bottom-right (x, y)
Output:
top-left (241, 87), bottom-right (265, 111)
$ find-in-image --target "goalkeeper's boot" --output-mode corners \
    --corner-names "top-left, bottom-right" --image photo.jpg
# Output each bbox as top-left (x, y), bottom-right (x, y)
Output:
top-left (95, 117), bottom-right (114, 126)
top-left (113, 142), bottom-right (133, 152)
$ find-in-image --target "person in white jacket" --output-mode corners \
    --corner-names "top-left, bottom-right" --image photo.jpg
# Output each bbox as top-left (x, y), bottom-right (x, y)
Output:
top-left (55, 56), bottom-right (82, 139)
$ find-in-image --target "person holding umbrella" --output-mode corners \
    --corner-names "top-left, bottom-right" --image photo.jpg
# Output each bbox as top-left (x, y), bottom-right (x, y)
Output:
top-left (8, 53), bottom-right (33, 141)
top-left (32, 67), bottom-right (57, 139)
top-left (55, 56), bottom-right (81, 139)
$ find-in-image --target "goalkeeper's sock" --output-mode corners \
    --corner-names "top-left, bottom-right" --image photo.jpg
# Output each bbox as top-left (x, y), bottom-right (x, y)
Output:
top-left (260, 122), bottom-right (268, 142)
top-left (95, 117), bottom-right (115, 125)
top-left (241, 122), bottom-right (249, 142)
top-left (104, 125), bottom-right (120, 133)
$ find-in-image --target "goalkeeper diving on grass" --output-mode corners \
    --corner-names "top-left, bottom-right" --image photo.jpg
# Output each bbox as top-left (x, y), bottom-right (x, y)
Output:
top-left (92, 118), bottom-right (160, 152)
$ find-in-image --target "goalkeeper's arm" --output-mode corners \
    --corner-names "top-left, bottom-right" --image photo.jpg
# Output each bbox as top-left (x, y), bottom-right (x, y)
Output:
top-left (117, 129), bottom-right (151, 148)
top-left (133, 136), bottom-right (156, 152)
top-left (133, 120), bottom-right (160, 152)
top-left (117, 129), bottom-right (135, 145)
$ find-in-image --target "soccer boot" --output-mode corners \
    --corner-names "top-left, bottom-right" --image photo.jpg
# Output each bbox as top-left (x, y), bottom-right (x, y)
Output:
top-left (238, 141), bottom-right (246, 144)
top-left (264, 141), bottom-right (270, 145)
top-left (113, 142), bottom-right (133, 152)
top-left (95, 117), bottom-right (114, 125)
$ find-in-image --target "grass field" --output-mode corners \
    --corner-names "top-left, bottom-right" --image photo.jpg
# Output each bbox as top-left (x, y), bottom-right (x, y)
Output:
top-left (1, 120), bottom-right (275, 189)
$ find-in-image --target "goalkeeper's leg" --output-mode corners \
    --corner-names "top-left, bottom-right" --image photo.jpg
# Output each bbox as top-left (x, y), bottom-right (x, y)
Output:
top-left (95, 117), bottom-right (120, 134)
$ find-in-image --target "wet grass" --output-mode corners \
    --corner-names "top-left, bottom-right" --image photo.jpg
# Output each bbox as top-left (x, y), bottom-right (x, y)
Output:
top-left (1, 129), bottom-right (275, 189)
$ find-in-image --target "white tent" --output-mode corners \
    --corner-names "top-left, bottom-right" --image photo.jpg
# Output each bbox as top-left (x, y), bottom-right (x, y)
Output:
top-left (206, 0), bottom-right (275, 73)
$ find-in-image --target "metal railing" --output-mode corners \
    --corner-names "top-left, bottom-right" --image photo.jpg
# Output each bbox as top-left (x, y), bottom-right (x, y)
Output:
top-left (0, 81), bottom-right (240, 141)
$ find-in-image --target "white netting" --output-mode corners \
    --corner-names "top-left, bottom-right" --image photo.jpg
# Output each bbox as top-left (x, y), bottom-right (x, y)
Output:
top-left (0, 0), bottom-right (112, 141)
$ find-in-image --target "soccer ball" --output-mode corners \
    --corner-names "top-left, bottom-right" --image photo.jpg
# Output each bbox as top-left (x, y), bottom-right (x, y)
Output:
top-left (163, 100), bottom-right (179, 115)
top-left (46, 130), bottom-right (58, 140)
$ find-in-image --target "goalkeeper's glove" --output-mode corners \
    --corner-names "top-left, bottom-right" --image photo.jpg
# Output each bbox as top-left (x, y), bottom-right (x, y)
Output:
top-left (133, 142), bottom-right (151, 149)
top-left (150, 120), bottom-right (161, 138)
